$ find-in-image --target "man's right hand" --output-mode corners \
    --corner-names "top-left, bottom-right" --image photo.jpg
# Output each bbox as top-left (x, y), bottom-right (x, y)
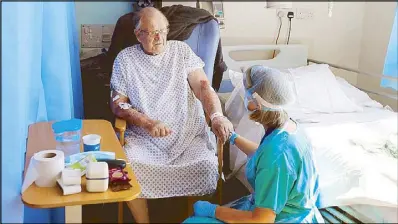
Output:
top-left (145, 120), bottom-right (172, 137)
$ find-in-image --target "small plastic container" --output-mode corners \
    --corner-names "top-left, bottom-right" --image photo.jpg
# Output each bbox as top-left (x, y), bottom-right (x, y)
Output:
top-left (52, 119), bottom-right (82, 160)
top-left (86, 162), bottom-right (109, 192)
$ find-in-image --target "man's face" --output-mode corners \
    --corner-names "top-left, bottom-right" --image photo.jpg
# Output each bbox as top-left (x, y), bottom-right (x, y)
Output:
top-left (135, 15), bottom-right (169, 55)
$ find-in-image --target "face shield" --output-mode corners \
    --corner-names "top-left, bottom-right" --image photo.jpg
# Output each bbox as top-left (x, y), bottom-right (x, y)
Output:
top-left (244, 87), bottom-right (283, 113)
top-left (244, 65), bottom-right (296, 113)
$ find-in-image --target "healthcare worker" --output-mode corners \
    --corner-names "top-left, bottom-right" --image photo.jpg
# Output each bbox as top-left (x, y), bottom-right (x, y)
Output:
top-left (183, 66), bottom-right (324, 223)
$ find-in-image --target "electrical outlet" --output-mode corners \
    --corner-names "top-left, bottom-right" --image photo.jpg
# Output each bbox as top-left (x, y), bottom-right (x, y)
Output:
top-left (296, 8), bottom-right (314, 20)
top-left (276, 9), bottom-right (290, 18)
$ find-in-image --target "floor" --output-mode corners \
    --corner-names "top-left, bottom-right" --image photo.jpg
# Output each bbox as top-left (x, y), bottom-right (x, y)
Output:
top-left (82, 176), bottom-right (250, 223)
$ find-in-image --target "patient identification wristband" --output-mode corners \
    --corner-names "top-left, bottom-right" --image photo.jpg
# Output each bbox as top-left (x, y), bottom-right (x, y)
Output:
top-left (229, 132), bottom-right (238, 145)
top-left (210, 112), bottom-right (223, 122)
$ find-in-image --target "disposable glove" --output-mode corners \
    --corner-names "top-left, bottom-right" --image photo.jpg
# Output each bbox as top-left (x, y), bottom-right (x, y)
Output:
top-left (193, 201), bottom-right (218, 218)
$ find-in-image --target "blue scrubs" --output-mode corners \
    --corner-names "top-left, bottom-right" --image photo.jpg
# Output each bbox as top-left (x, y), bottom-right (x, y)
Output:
top-left (184, 122), bottom-right (324, 223)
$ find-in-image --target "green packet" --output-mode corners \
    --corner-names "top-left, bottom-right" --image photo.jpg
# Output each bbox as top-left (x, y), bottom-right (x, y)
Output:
top-left (66, 154), bottom-right (97, 176)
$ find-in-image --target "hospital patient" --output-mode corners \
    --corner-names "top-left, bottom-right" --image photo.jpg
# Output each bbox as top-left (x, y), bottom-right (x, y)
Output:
top-left (184, 66), bottom-right (324, 223)
top-left (109, 7), bottom-right (233, 223)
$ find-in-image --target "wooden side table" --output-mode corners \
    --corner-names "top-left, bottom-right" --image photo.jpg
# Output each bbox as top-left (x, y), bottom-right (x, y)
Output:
top-left (21, 120), bottom-right (141, 223)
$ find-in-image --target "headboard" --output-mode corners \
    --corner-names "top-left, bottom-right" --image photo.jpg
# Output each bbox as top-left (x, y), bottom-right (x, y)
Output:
top-left (218, 44), bottom-right (308, 93)
top-left (222, 44), bottom-right (308, 72)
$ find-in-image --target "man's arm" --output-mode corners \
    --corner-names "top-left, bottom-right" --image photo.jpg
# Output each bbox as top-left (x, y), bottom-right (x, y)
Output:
top-left (110, 91), bottom-right (155, 130)
top-left (110, 91), bottom-right (171, 137)
top-left (188, 68), bottom-right (222, 119)
top-left (187, 68), bottom-right (233, 142)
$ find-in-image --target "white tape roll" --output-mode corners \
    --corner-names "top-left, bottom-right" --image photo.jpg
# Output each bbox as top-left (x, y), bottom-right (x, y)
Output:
top-left (21, 150), bottom-right (65, 193)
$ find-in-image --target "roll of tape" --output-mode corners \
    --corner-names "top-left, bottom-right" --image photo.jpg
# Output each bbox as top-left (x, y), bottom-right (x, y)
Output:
top-left (21, 150), bottom-right (65, 193)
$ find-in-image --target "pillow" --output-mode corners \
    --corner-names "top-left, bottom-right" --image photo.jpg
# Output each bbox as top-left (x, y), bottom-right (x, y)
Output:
top-left (287, 64), bottom-right (363, 113)
top-left (335, 77), bottom-right (383, 108)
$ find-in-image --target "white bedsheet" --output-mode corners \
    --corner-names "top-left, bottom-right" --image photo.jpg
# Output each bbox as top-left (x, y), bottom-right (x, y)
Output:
top-left (229, 107), bottom-right (398, 208)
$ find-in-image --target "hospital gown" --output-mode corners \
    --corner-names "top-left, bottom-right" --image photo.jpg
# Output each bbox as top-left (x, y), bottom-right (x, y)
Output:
top-left (110, 40), bottom-right (218, 198)
top-left (184, 122), bottom-right (324, 223)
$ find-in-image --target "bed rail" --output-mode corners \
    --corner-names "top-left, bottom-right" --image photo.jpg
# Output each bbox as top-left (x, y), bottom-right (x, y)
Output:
top-left (308, 59), bottom-right (398, 100)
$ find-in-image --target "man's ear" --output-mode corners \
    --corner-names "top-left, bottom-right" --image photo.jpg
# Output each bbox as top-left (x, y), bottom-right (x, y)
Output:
top-left (134, 29), bottom-right (142, 43)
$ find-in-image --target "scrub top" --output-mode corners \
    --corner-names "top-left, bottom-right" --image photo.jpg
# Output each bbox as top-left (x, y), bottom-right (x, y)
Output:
top-left (184, 122), bottom-right (324, 223)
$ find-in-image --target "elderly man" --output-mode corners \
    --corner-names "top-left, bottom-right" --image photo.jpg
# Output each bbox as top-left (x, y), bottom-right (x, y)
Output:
top-left (110, 7), bottom-right (233, 222)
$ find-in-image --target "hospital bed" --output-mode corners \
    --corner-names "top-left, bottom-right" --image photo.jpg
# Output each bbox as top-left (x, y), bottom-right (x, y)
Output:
top-left (217, 44), bottom-right (398, 223)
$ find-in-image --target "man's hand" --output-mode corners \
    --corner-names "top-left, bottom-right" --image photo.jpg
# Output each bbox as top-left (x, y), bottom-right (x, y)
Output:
top-left (144, 120), bottom-right (172, 137)
top-left (211, 116), bottom-right (234, 143)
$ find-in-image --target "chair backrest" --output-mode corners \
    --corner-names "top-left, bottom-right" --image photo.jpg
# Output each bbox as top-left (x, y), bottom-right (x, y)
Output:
top-left (184, 20), bottom-right (219, 86)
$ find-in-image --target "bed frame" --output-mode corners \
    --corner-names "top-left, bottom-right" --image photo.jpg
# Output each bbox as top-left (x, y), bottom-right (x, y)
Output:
top-left (219, 44), bottom-right (397, 107)
top-left (218, 44), bottom-right (397, 223)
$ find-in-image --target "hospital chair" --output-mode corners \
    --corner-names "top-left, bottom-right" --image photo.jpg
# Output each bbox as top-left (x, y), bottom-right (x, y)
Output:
top-left (113, 19), bottom-right (225, 222)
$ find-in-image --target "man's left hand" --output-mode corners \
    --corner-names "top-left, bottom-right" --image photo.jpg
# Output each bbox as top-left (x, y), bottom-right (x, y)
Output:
top-left (211, 116), bottom-right (234, 143)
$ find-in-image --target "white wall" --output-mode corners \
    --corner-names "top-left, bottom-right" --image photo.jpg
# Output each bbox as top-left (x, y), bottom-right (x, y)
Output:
top-left (219, 2), bottom-right (366, 70)
top-left (358, 2), bottom-right (396, 75)
top-left (356, 1), bottom-right (397, 110)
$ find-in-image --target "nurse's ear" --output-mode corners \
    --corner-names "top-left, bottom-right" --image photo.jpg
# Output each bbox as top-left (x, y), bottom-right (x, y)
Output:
top-left (247, 100), bottom-right (259, 112)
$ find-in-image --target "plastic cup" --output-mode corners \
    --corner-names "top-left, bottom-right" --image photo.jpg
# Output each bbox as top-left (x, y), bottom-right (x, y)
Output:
top-left (82, 134), bottom-right (101, 152)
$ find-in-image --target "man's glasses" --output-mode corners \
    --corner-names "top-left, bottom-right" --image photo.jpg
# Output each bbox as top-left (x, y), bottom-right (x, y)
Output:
top-left (138, 26), bottom-right (169, 37)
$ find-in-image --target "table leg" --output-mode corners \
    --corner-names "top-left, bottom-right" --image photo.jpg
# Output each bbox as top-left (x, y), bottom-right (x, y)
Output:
top-left (118, 202), bottom-right (124, 223)
top-left (65, 205), bottom-right (82, 223)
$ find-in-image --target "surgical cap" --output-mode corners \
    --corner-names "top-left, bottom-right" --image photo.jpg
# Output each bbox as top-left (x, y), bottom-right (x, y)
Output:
top-left (247, 65), bottom-right (296, 106)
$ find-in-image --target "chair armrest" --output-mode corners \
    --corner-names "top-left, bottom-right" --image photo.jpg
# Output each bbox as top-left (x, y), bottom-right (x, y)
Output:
top-left (115, 117), bottom-right (126, 132)
top-left (114, 117), bottom-right (126, 146)
top-left (216, 139), bottom-right (224, 204)
top-left (216, 139), bottom-right (223, 176)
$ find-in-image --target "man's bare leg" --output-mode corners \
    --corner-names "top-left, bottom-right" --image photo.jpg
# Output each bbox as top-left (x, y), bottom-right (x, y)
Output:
top-left (126, 198), bottom-right (150, 223)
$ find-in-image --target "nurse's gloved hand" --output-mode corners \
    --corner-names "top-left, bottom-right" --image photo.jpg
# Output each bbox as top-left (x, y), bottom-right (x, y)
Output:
top-left (193, 201), bottom-right (218, 218)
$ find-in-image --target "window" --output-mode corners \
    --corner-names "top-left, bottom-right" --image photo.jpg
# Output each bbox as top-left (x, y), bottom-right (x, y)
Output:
top-left (381, 7), bottom-right (398, 90)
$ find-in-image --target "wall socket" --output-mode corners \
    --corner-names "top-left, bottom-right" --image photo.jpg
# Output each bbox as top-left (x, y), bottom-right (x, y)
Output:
top-left (296, 8), bottom-right (315, 20)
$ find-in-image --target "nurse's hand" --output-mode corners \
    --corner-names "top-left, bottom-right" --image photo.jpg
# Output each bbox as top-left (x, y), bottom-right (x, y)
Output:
top-left (211, 116), bottom-right (234, 143)
top-left (193, 201), bottom-right (218, 218)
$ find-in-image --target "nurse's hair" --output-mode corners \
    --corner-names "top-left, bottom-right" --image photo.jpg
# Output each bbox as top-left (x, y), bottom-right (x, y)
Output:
top-left (245, 65), bottom-right (295, 129)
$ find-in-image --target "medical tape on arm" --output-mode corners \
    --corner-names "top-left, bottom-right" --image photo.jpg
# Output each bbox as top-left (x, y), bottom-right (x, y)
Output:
top-left (112, 95), bottom-right (120, 102)
top-left (118, 102), bottom-right (132, 110)
top-left (210, 112), bottom-right (224, 122)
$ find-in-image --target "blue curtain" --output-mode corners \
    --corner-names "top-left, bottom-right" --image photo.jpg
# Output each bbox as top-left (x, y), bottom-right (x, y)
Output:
top-left (2, 2), bottom-right (83, 223)
top-left (382, 7), bottom-right (398, 90)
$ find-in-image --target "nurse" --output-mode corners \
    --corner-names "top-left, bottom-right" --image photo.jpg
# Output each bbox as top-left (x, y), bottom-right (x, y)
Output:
top-left (183, 66), bottom-right (324, 223)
